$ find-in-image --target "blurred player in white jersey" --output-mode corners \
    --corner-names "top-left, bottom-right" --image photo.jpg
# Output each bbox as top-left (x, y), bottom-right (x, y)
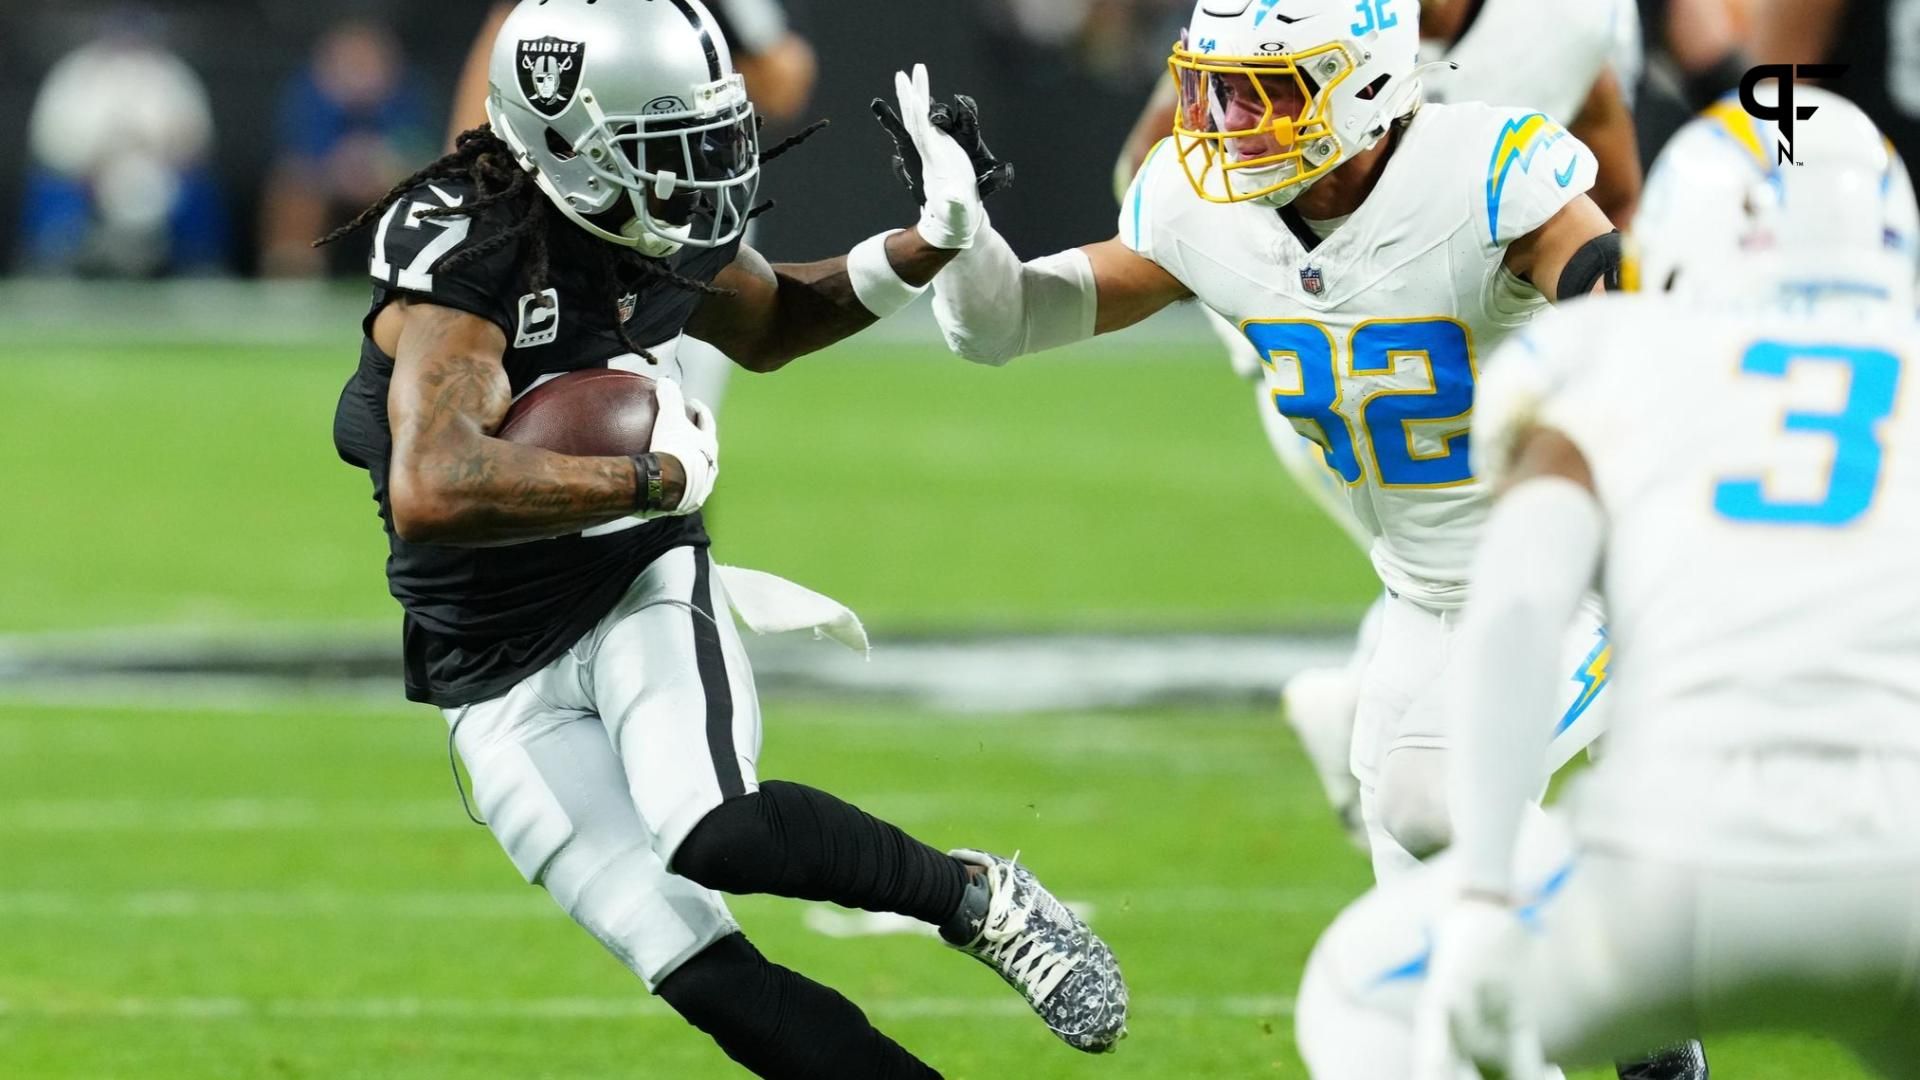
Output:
top-left (1110, 0), bottom-right (1645, 844)
top-left (927, 0), bottom-right (1621, 879)
top-left (1295, 87), bottom-right (1920, 1079)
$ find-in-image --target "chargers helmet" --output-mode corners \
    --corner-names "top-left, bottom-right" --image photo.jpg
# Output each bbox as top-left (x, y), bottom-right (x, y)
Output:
top-left (1168, 0), bottom-right (1423, 208)
top-left (1635, 86), bottom-right (1918, 308)
top-left (485, 0), bottom-right (759, 258)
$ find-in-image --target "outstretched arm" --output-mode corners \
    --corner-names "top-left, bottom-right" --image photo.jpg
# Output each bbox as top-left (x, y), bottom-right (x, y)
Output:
top-left (685, 64), bottom-right (988, 372)
top-left (686, 229), bottom-right (959, 372)
top-left (377, 300), bottom-right (696, 545)
top-left (931, 229), bottom-right (1190, 366)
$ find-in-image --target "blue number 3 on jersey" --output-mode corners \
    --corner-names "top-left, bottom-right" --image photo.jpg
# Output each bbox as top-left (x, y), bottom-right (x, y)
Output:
top-left (1715, 341), bottom-right (1903, 527)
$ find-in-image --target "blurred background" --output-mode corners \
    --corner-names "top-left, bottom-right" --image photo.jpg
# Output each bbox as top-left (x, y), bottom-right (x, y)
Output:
top-left (0, 1), bottom-right (1899, 1078)
top-left (0, 0), bottom-right (1809, 277)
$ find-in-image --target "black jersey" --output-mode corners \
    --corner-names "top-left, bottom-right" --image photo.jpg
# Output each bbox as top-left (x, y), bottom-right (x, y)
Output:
top-left (1826, 0), bottom-right (1920, 166)
top-left (332, 176), bottom-right (742, 707)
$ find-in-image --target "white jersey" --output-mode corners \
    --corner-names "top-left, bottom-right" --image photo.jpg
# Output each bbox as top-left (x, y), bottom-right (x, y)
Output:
top-left (1122, 102), bottom-right (1596, 607)
top-left (1422, 0), bottom-right (1641, 120)
top-left (1479, 296), bottom-right (1920, 760)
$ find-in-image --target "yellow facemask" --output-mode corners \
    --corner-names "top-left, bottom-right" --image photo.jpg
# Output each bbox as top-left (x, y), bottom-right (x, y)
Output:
top-left (1168, 40), bottom-right (1355, 205)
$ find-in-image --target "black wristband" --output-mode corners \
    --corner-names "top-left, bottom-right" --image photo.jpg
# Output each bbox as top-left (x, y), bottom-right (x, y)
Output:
top-left (630, 453), bottom-right (664, 511)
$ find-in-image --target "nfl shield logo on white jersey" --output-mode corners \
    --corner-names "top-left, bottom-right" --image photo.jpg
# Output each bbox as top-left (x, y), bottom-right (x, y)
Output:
top-left (1300, 266), bottom-right (1325, 296)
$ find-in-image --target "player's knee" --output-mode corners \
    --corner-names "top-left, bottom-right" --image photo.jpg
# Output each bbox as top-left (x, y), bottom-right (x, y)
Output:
top-left (657, 932), bottom-right (772, 1027)
top-left (672, 791), bottom-right (777, 892)
top-left (1376, 748), bottom-right (1451, 860)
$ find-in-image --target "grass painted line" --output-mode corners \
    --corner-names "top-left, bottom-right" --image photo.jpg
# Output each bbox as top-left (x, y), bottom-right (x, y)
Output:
top-left (0, 627), bottom-right (1356, 715)
top-left (0, 790), bottom-right (1147, 833)
top-left (0, 885), bottom-right (1353, 921)
top-left (0, 993), bottom-right (1294, 1022)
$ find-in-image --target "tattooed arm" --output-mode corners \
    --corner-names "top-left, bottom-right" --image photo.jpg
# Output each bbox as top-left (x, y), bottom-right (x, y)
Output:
top-left (685, 229), bottom-right (959, 373)
top-left (376, 299), bottom-right (685, 545)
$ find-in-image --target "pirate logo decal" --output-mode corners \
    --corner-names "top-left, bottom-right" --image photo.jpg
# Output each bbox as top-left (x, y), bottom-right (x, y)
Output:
top-left (518, 37), bottom-right (585, 118)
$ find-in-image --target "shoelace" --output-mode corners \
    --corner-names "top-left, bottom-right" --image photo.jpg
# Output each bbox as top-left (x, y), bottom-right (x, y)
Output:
top-left (974, 863), bottom-right (1080, 1004)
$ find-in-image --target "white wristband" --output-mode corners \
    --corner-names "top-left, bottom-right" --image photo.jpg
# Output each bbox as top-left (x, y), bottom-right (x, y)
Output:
top-left (848, 231), bottom-right (928, 319)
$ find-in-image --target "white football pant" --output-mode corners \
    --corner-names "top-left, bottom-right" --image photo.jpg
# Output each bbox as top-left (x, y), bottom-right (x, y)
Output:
top-left (1352, 593), bottom-right (1610, 881)
top-left (1298, 747), bottom-right (1920, 1078)
top-left (444, 545), bottom-right (762, 989)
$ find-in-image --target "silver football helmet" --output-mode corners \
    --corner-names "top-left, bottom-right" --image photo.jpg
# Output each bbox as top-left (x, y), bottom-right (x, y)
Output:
top-left (486, 0), bottom-right (760, 257)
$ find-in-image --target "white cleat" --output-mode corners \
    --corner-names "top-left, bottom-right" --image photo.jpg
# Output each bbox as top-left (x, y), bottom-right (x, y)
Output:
top-left (1282, 665), bottom-right (1367, 848)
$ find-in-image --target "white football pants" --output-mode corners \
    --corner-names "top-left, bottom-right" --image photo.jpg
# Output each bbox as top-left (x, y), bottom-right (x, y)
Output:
top-left (444, 545), bottom-right (762, 990)
top-left (1352, 593), bottom-right (1611, 881)
top-left (1298, 747), bottom-right (1920, 1078)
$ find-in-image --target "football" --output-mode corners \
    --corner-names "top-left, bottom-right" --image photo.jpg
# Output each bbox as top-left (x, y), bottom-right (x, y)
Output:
top-left (496, 368), bottom-right (661, 456)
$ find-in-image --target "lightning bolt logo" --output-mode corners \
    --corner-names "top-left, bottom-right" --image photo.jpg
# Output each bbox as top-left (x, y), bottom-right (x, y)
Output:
top-left (1485, 113), bottom-right (1568, 243)
top-left (1556, 632), bottom-right (1611, 735)
top-left (1253, 0), bottom-right (1284, 26)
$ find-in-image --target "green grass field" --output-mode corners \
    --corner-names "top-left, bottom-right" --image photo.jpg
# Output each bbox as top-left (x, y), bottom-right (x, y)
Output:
top-left (0, 330), bottom-right (1879, 1077)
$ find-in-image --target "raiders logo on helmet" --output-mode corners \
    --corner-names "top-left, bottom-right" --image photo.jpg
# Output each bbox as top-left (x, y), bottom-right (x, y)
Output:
top-left (518, 37), bottom-right (586, 118)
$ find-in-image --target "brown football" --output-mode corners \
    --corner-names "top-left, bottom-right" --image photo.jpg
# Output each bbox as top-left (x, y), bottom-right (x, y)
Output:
top-left (496, 368), bottom-right (660, 456)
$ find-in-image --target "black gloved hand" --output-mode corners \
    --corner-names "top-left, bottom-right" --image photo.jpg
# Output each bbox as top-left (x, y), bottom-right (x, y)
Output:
top-left (871, 91), bottom-right (1015, 207)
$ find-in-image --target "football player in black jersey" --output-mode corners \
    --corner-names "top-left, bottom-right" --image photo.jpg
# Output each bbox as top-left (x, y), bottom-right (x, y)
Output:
top-left (322, 0), bottom-right (1126, 1074)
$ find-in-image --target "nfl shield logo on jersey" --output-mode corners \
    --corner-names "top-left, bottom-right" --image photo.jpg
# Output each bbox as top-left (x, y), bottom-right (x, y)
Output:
top-left (518, 37), bottom-right (585, 118)
top-left (617, 292), bottom-right (639, 324)
top-left (1300, 266), bottom-right (1325, 296)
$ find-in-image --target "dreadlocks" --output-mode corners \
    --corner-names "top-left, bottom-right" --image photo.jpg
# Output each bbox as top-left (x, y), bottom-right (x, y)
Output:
top-left (317, 126), bottom-right (736, 363)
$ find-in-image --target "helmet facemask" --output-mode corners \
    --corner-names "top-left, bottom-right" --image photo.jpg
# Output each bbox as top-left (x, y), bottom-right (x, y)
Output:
top-left (1169, 35), bottom-right (1356, 208)
top-left (492, 73), bottom-right (760, 258)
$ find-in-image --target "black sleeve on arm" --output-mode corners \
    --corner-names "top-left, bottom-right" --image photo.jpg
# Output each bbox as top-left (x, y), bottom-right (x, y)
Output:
top-left (1556, 230), bottom-right (1624, 302)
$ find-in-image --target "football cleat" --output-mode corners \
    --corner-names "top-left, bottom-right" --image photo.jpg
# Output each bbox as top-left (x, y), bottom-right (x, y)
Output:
top-left (1617, 1041), bottom-right (1710, 1080)
top-left (1282, 666), bottom-right (1367, 849)
top-left (944, 849), bottom-right (1128, 1053)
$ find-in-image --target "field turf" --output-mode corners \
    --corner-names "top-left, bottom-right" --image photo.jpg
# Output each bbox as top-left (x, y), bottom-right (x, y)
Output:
top-left (0, 333), bottom-right (1879, 1077)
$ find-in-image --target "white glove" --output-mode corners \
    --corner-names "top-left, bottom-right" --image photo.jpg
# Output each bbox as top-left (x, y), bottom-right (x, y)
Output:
top-left (640, 377), bottom-right (718, 518)
top-left (892, 63), bottom-right (984, 250)
top-left (1413, 897), bottom-right (1547, 1080)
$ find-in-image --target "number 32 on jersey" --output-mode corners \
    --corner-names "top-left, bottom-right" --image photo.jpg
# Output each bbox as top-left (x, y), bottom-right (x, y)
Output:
top-left (1243, 317), bottom-right (1477, 488)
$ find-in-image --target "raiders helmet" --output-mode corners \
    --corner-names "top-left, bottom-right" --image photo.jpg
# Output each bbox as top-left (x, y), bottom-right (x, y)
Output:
top-left (486, 0), bottom-right (760, 257)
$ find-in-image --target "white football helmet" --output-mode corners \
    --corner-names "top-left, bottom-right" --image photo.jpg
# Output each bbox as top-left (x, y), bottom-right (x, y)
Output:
top-left (1169, 0), bottom-right (1424, 207)
top-left (485, 0), bottom-right (759, 257)
top-left (1635, 86), bottom-right (1918, 309)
